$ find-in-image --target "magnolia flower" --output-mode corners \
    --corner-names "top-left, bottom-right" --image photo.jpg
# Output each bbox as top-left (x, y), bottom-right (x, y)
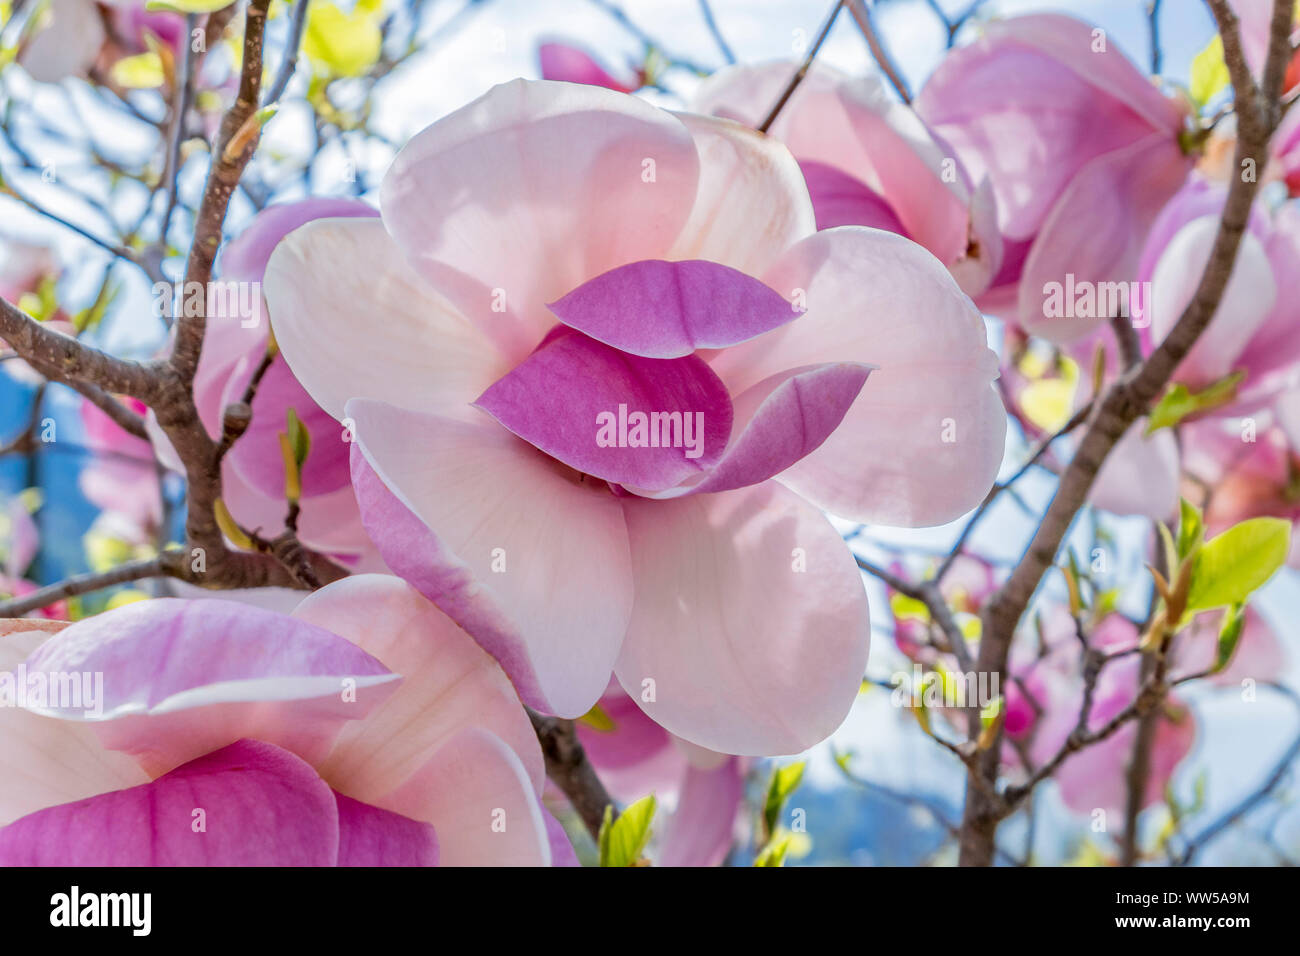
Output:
top-left (916, 13), bottom-right (1194, 342)
top-left (80, 394), bottom-right (162, 537)
top-left (0, 575), bottom-right (564, 865)
top-left (577, 684), bottom-right (745, 867)
top-left (18, 0), bottom-right (185, 85)
top-left (0, 498), bottom-right (64, 619)
top-left (1182, 414), bottom-right (1300, 567)
top-left (538, 41), bottom-right (641, 93)
top-left (148, 198), bottom-right (380, 563)
top-left (691, 61), bottom-right (1002, 297)
top-left (0, 238), bottom-right (70, 385)
top-left (1135, 178), bottom-right (1300, 411)
top-left (264, 79), bottom-right (1006, 756)
top-left (1006, 610), bottom-right (1196, 818)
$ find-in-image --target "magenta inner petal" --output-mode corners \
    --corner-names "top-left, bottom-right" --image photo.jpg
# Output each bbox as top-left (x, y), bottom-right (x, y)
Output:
top-left (474, 327), bottom-right (733, 491)
top-left (629, 362), bottom-right (871, 497)
top-left (0, 739), bottom-right (340, 866)
top-left (546, 259), bottom-right (796, 358)
top-left (334, 792), bottom-right (439, 866)
top-left (799, 160), bottom-right (910, 236)
top-left (227, 356), bottom-right (352, 499)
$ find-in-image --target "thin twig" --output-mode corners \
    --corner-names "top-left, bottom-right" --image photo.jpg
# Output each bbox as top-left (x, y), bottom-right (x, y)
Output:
top-left (758, 0), bottom-right (845, 133)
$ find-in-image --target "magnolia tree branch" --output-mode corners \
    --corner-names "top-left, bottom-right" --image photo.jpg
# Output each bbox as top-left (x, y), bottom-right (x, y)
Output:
top-left (0, 0), bottom-right (349, 618)
top-left (845, 0), bottom-right (912, 103)
top-left (528, 710), bottom-right (616, 840)
top-left (955, 0), bottom-right (1296, 866)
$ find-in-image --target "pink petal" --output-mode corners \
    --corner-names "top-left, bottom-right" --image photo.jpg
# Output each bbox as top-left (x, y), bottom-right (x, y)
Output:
top-left (294, 574), bottom-right (545, 796)
top-left (694, 62), bottom-right (977, 272)
top-left (1089, 424), bottom-right (1180, 520)
top-left (713, 227), bottom-right (1005, 526)
top-left (614, 479), bottom-right (870, 755)
top-left (1016, 133), bottom-right (1194, 343)
top-left (347, 399), bottom-right (634, 718)
top-left (916, 14), bottom-right (1182, 242)
top-left (334, 792), bottom-right (439, 866)
top-left (658, 756), bottom-right (743, 867)
top-left (538, 42), bottom-right (636, 92)
top-left (382, 727), bottom-right (551, 866)
top-left (798, 159), bottom-right (909, 234)
top-left (21, 599), bottom-right (398, 776)
top-left (380, 79), bottom-right (701, 360)
top-left (18, 0), bottom-right (105, 83)
top-left (1148, 216), bottom-right (1276, 388)
top-left (0, 740), bottom-right (340, 866)
top-left (541, 805), bottom-right (581, 866)
top-left (666, 112), bottom-right (816, 277)
top-left (548, 259), bottom-right (795, 358)
top-left (474, 327), bottom-right (733, 491)
top-left (264, 217), bottom-right (510, 422)
top-left (220, 198), bottom-right (377, 284)
top-left (0, 624), bottom-right (148, 826)
top-left (224, 353), bottom-right (353, 498)
top-left (628, 362), bottom-right (872, 497)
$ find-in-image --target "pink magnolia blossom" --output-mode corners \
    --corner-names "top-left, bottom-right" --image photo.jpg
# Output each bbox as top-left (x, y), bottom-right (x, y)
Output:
top-left (1006, 610), bottom-right (1196, 818)
top-left (1182, 414), bottom-right (1300, 566)
top-left (18, 0), bottom-right (185, 85)
top-left (0, 495), bottom-right (62, 620)
top-left (1134, 177), bottom-right (1300, 410)
top-left (691, 61), bottom-right (1002, 296)
top-left (148, 198), bottom-right (381, 563)
top-left (79, 394), bottom-right (162, 535)
top-left (0, 575), bottom-right (565, 866)
top-left (577, 683), bottom-right (745, 866)
top-left (264, 79), bottom-right (1007, 755)
top-left (538, 41), bottom-right (641, 93)
top-left (0, 238), bottom-right (72, 384)
top-left (915, 13), bottom-right (1194, 342)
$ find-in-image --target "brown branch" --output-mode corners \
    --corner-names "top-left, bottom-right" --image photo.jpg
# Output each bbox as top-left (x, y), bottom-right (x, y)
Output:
top-left (956, 0), bottom-right (1295, 866)
top-left (757, 0), bottom-right (845, 133)
top-left (0, 555), bottom-right (171, 617)
top-left (528, 710), bottom-right (615, 840)
top-left (0, 297), bottom-right (168, 403)
top-left (845, 0), bottom-right (912, 103)
top-left (169, 0), bottom-right (272, 384)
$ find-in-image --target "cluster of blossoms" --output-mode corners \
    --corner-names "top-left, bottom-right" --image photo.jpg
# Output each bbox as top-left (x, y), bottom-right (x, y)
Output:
top-left (2, 4), bottom-right (1296, 865)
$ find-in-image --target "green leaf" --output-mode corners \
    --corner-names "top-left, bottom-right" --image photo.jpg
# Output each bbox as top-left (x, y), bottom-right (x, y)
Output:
top-left (1190, 35), bottom-right (1230, 108)
top-left (110, 52), bottom-right (165, 89)
top-left (285, 407), bottom-right (311, 468)
top-left (576, 702), bottom-right (615, 732)
top-left (1212, 603), bottom-right (1247, 673)
top-left (597, 795), bottom-right (656, 867)
top-left (754, 835), bottom-right (792, 867)
top-left (303, 0), bottom-right (383, 78)
top-left (1146, 372), bottom-right (1245, 433)
top-left (1176, 497), bottom-right (1205, 563)
top-left (762, 761), bottom-right (805, 840)
top-left (1186, 518), bottom-right (1291, 613)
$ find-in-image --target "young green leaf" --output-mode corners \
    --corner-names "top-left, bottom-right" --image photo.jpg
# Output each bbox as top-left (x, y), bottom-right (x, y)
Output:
top-left (1212, 604), bottom-right (1247, 674)
top-left (1176, 497), bottom-right (1204, 563)
top-left (285, 407), bottom-right (311, 469)
top-left (1186, 518), bottom-right (1291, 613)
top-left (754, 835), bottom-right (792, 867)
top-left (597, 795), bottom-right (656, 867)
top-left (1146, 373), bottom-right (1244, 433)
top-left (762, 762), bottom-right (806, 840)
